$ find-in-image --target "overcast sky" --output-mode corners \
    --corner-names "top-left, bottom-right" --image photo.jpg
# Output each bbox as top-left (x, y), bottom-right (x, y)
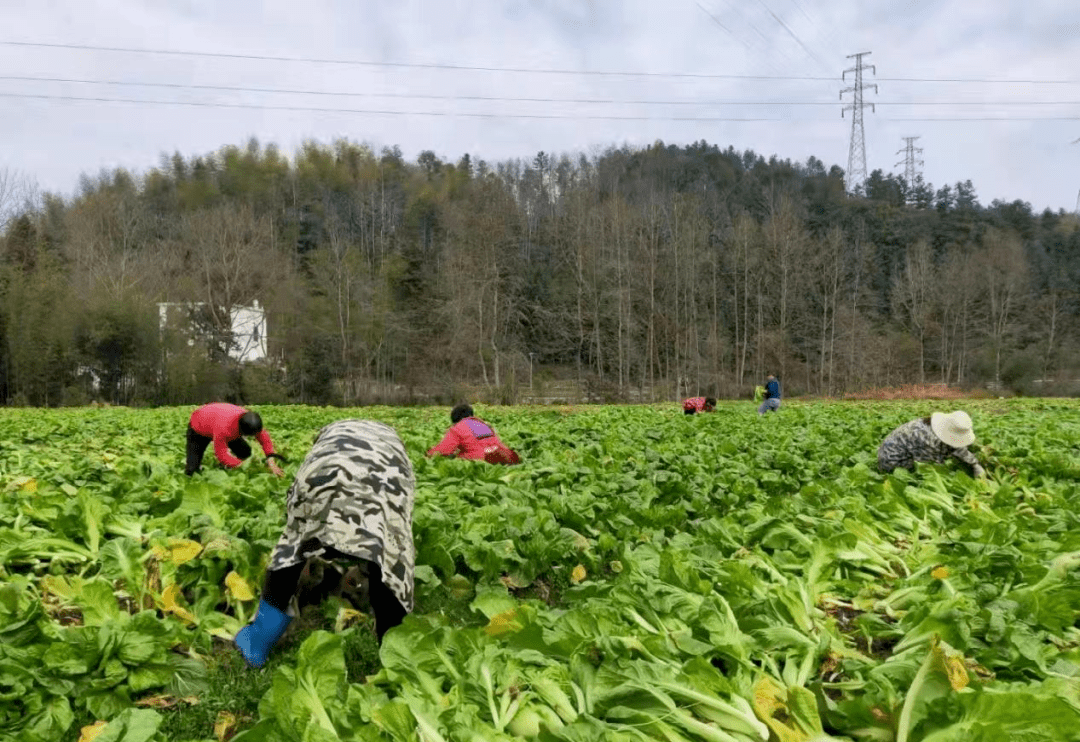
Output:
top-left (1, 0), bottom-right (1078, 212)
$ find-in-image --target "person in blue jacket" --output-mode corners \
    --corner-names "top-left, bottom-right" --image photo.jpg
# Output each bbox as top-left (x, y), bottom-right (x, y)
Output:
top-left (758, 374), bottom-right (781, 414)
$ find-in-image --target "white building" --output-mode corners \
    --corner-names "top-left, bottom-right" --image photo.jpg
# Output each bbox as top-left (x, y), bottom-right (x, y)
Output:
top-left (158, 300), bottom-right (267, 362)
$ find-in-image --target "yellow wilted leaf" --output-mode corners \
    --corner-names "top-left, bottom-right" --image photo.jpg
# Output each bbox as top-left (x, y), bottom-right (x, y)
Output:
top-left (932, 641), bottom-right (970, 691)
top-left (135, 694), bottom-right (199, 709)
top-left (931, 566), bottom-right (950, 580)
top-left (203, 537), bottom-right (231, 553)
top-left (570, 564), bottom-right (587, 584)
top-left (11, 476), bottom-right (37, 492)
top-left (162, 583), bottom-right (196, 624)
top-left (78, 720), bottom-right (108, 742)
top-left (751, 676), bottom-right (823, 742)
top-left (214, 710), bottom-right (239, 742)
top-left (484, 608), bottom-right (522, 636)
top-left (225, 572), bottom-right (255, 601)
top-left (335, 607), bottom-right (366, 632)
top-left (168, 539), bottom-right (202, 564)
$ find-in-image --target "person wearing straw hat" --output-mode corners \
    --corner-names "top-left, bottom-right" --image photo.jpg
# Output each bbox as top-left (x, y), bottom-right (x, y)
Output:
top-left (877, 410), bottom-right (986, 478)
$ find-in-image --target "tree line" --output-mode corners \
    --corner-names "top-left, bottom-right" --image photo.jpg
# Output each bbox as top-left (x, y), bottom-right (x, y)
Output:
top-left (1, 137), bottom-right (1077, 407)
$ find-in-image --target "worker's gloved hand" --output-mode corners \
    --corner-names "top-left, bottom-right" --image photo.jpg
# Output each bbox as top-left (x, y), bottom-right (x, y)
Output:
top-left (973, 464), bottom-right (986, 480)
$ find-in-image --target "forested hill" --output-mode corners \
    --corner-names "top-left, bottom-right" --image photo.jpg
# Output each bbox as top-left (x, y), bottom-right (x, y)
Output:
top-left (2, 137), bottom-right (1077, 406)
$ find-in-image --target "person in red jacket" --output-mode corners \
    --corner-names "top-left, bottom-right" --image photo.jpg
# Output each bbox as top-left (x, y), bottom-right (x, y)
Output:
top-left (683, 396), bottom-right (717, 415)
top-left (186, 403), bottom-right (285, 477)
top-left (426, 404), bottom-right (521, 465)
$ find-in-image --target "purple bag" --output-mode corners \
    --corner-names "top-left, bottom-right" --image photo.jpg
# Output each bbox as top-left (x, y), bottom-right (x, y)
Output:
top-left (464, 418), bottom-right (495, 439)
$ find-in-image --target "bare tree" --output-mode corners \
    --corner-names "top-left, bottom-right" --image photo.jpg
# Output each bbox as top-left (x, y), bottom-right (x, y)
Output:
top-left (891, 239), bottom-right (934, 383)
top-left (65, 185), bottom-right (151, 300)
top-left (977, 229), bottom-right (1029, 384)
top-left (178, 205), bottom-right (282, 358)
top-left (0, 167), bottom-right (36, 231)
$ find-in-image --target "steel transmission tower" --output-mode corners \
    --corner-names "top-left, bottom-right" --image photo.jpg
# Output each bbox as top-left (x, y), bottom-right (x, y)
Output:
top-left (840, 51), bottom-right (877, 193)
top-left (896, 136), bottom-right (925, 193)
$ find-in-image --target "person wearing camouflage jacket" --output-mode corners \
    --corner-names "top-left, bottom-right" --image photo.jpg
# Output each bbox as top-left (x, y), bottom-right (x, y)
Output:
top-left (877, 410), bottom-right (986, 479)
top-left (235, 419), bottom-right (415, 668)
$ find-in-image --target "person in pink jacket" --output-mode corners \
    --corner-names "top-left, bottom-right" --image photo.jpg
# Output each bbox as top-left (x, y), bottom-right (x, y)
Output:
top-left (426, 404), bottom-right (521, 465)
top-left (683, 396), bottom-right (717, 415)
top-left (185, 403), bottom-right (284, 477)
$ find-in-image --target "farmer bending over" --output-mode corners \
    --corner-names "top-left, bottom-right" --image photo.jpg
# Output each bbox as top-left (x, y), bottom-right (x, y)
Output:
top-left (683, 397), bottom-right (717, 415)
top-left (427, 404), bottom-right (521, 464)
top-left (185, 402), bottom-right (284, 477)
top-left (877, 410), bottom-right (986, 479)
top-left (235, 420), bottom-right (415, 668)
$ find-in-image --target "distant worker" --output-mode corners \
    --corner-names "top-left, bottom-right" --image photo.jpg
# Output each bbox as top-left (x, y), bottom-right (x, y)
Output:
top-left (427, 404), bottom-right (521, 464)
top-left (758, 375), bottom-right (782, 415)
top-left (185, 402), bottom-right (284, 477)
top-left (683, 397), bottom-right (717, 415)
top-left (877, 410), bottom-right (986, 479)
top-left (235, 419), bottom-right (415, 668)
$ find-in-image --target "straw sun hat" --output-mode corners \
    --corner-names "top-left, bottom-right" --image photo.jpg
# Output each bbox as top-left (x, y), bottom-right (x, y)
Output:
top-left (930, 410), bottom-right (976, 448)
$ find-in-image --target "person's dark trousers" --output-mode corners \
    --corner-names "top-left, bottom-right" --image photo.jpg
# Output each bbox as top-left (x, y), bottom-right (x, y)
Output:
top-left (261, 550), bottom-right (408, 642)
top-left (185, 426), bottom-right (253, 475)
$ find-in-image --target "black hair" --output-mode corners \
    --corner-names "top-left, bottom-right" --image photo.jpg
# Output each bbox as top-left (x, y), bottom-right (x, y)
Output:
top-left (705, 397), bottom-right (717, 407)
top-left (450, 404), bottom-right (474, 424)
top-left (239, 411), bottom-right (263, 436)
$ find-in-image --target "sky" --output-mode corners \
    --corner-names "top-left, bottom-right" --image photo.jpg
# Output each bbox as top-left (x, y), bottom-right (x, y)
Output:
top-left (1, 0), bottom-right (1079, 213)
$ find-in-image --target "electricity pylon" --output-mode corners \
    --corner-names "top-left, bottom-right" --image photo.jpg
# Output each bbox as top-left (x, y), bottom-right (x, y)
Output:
top-left (896, 136), bottom-right (924, 195)
top-left (841, 51), bottom-right (877, 193)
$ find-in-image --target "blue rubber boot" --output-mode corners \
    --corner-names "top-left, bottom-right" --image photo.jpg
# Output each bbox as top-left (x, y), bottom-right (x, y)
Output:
top-left (235, 600), bottom-right (292, 668)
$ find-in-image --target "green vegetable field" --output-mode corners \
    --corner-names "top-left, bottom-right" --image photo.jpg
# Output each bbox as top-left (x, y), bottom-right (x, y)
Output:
top-left (3, 400), bottom-right (1080, 742)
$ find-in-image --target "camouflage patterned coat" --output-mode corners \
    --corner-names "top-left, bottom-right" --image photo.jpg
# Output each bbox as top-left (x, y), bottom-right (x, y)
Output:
top-left (877, 418), bottom-right (980, 476)
top-left (267, 420), bottom-right (415, 612)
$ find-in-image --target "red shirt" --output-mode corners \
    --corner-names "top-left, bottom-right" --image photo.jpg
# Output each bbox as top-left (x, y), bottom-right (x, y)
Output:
top-left (683, 397), bottom-right (712, 413)
top-left (189, 403), bottom-right (274, 468)
top-left (427, 417), bottom-right (520, 464)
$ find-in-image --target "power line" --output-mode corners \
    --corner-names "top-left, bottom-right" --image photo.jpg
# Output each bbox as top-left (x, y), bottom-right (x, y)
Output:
top-left (876, 77), bottom-right (1080, 84)
top-left (689, 0), bottom-right (791, 80)
top-left (6, 91), bottom-right (1075, 122)
top-left (6, 74), bottom-right (1080, 107)
top-left (883, 116), bottom-right (1080, 121)
top-left (751, 0), bottom-right (828, 70)
top-left (0, 92), bottom-right (780, 120)
top-left (3, 40), bottom-right (1080, 84)
top-left (0, 74), bottom-right (839, 104)
top-left (692, 0), bottom-right (741, 41)
top-left (0, 39), bottom-right (837, 80)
